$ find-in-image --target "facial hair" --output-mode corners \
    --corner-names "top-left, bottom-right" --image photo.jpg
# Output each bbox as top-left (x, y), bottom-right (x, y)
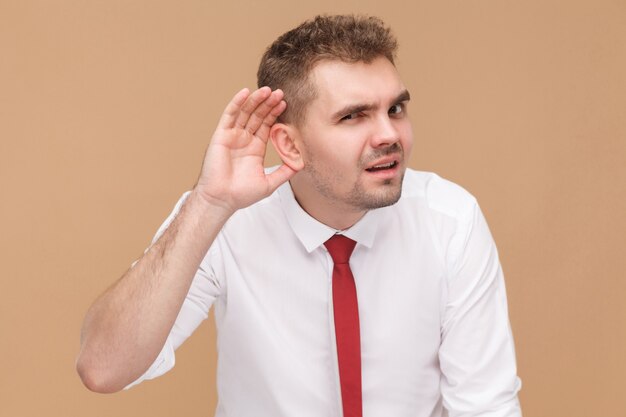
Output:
top-left (303, 142), bottom-right (406, 212)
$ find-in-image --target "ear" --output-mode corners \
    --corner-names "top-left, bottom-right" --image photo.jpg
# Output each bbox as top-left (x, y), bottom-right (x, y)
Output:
top-left (270, 123), bottom-right (305, 172)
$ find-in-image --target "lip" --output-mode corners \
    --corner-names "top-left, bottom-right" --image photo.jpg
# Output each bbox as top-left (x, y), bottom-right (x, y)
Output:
top-left (365, 156), bottom-right (397, 170)
top-left (365, 152), bottom-right (404, 169)
top-left (364, 156), bottom-right (402, 179)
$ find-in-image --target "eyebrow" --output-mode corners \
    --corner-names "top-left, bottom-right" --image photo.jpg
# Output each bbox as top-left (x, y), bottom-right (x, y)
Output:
top-left (331, 89), bottom-right (411, 120)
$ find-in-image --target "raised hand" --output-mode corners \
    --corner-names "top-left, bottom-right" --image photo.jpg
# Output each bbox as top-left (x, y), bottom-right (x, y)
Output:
top-left (195, 87), bottom-right (297, 213)
top-left (77, 87), bottom-right (299, 394)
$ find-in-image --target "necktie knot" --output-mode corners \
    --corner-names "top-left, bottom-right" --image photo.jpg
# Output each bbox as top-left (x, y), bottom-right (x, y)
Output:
top-left (324, 234), bottom-right (356, 265)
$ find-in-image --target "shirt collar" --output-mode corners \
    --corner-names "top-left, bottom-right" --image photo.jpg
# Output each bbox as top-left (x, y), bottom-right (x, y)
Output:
top-left (277, 181), bottom-right (387, 252)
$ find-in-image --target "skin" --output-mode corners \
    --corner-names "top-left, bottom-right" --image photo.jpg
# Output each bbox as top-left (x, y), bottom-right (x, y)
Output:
top-left (76, 87), bottom-right (295, 393)
top-left (76, 56), bottom-right (412, 393)
top-left (272, 57), bottom-right (413, 229)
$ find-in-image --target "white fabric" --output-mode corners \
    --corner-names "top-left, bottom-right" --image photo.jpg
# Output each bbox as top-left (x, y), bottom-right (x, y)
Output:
top-left (126, 169), bottom-right (522, 417)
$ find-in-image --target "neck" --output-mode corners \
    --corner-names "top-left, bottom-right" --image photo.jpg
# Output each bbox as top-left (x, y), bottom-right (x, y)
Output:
top-left (289, 178), bottom-right (367, 231)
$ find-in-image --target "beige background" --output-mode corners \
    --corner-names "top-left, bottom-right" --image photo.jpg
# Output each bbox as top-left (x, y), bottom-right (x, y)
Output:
top-left (1, 1), bottom-right (625, 416)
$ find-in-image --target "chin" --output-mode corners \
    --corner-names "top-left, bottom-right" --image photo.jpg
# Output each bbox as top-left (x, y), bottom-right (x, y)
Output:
top-left (350, 181), bottom-right (403, 210)
top-left (364, 188), bottom-right (403, 209)
top-left (364, 171), bottom-right (405, 209)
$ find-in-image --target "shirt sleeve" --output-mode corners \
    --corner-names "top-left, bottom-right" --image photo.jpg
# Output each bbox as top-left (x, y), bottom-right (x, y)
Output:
top-left (124, 192), bottom-right (222, 390)
top-left (439, 201), bottom-right (523, 416)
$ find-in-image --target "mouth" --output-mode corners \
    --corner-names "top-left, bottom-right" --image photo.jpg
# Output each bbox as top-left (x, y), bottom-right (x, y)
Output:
top-left (365, 160), bottom-right (399, 173)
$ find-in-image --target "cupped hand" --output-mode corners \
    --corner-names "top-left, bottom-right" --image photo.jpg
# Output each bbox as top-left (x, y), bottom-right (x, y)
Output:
top-left (194, 87), bottom-right (297, 213)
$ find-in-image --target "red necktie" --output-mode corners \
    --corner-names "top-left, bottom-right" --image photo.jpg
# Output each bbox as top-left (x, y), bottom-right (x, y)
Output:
top-left (325, 234), bottom-right (362, 417)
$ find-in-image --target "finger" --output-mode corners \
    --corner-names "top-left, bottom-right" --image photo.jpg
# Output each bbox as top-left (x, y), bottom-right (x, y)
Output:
top-left (234, 87), bottom-right (272, 129)
top-left (244, 89), bottom-right (284, 134)
top-left (265, 164), bottom-right (297, 194)
top-left (255, 100), bottom-right (287, 140)
top-left (217, 88), bottom-right (250, 129)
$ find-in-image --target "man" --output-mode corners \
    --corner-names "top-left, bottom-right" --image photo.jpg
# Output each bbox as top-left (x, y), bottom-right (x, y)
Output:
top-left (77, 15), bottom-right (522, 417)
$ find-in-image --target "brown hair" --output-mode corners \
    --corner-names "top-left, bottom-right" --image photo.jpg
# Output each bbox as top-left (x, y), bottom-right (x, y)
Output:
top-left (257, 15), bottom-right (398, 125)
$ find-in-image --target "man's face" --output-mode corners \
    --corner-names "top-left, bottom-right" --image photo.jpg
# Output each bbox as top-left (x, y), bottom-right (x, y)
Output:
top-left (292, 56), bottom-right (413, 217)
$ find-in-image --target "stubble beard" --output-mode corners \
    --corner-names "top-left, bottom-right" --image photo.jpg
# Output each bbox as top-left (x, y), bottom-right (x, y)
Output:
top-left (304, 143), bottom-right (406, 212)
top-left (345, 173), bottom-right (404, 210)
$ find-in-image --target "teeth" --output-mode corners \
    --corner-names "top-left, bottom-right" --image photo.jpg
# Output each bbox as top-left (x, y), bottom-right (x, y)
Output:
top-left (372, 162), bottom-right (394, 169)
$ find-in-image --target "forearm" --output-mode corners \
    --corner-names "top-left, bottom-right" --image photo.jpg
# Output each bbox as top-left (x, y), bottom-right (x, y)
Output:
top-left (76, 86), bottom-right (294, 393)
top-left (76, 190), bottom-right (232, 393)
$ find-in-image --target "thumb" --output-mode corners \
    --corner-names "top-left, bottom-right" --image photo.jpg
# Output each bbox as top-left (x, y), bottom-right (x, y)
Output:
top-left (265, 164), bottom-right (298, 194)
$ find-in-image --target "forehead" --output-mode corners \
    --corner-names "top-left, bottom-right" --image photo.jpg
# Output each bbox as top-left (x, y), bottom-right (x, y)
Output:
top-left (307, 57), bottom-right (406, 115)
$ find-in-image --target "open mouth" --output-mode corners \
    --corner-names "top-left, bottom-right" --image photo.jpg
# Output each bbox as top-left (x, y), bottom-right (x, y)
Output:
top-left (365, 161), bottom-right (398, 172)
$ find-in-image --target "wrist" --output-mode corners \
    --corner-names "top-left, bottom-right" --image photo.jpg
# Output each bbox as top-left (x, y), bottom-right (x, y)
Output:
top-left (188, 188), bottom-right (236, 224)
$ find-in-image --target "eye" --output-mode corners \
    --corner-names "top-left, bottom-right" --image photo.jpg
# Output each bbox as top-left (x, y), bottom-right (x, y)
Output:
top-left (389, 103), bottom-right (404, 116)
top-left (340, 112), bottom-right (359, 121)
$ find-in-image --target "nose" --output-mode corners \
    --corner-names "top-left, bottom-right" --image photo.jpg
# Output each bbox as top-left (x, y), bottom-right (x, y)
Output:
top-left (370, 115), bottom-right (400, 148)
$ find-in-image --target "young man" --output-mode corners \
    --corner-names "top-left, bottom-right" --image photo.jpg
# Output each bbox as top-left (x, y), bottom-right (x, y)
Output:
top-left (77, 15), bottom-right (522, 417)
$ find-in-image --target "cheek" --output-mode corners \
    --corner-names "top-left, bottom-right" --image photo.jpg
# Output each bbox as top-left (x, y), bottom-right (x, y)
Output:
top-left (301, 127), bottom-right (367, 173)
top-left (400, 124), bottom-right (414, 154)
top-left (303, 142), bottom-right (344, 173)
top-left (312, 136), bottom-right (362, 165)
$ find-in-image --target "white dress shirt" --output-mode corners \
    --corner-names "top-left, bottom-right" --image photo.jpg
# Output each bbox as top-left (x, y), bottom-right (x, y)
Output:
top-left (126, 169), bottom-right (522, 417)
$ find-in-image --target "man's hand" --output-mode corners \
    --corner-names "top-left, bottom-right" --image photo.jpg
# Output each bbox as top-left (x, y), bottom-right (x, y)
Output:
top-left (194, 87), bottom-right (297, 213)
top-left (76, 87), bottom-right (297, 393)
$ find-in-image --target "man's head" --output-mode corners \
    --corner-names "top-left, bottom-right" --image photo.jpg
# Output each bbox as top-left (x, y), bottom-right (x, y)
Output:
top-left (257, 15), bottom-right (398, 126)
top-left (261, 15), bottom-right (412, 229)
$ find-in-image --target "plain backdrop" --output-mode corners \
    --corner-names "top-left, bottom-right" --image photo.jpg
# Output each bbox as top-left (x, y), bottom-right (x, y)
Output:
top-left (1, 1), bottom-right (625, 416)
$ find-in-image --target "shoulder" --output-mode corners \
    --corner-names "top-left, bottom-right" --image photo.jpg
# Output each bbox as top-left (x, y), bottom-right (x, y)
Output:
top-left (400, 169), bottom-right (477, 221)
